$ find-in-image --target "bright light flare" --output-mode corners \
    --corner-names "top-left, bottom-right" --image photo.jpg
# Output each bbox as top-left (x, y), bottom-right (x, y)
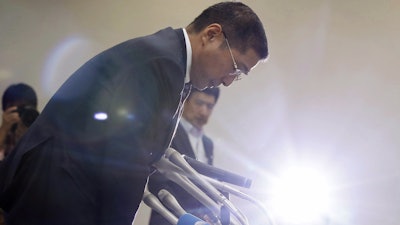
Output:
top-left (94, 112), bottom-right (108, 120)
top-left (270, 165), bottom-right (333, 224)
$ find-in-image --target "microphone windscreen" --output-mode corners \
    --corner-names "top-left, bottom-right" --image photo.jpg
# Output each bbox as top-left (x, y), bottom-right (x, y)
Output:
top-left (177, 213), bottom-right (211, 225)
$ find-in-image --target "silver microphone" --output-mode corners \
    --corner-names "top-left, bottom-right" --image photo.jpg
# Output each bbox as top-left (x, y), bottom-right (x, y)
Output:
top-left (165, 148), bottom-right (248, 225)
top-left (158, 189), bottom-right (186, 217)
top-left (153, 157), bottom-right (221, 213)
top-left (162, 170), bottom-right (221, 215)
top-left (202, 175), bottom-right (276, 225)
top-left (154, 157), bottom-right (226, 224)
top-left (142, 190), bottom-right (178, 225)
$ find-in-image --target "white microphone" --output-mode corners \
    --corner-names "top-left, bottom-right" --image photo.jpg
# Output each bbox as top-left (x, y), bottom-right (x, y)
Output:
top-left (153, 154), bottom-right (186, 175)
top-left (165, 148), bottom-right (248, 225)
top-left (158, 189), bottom-right (186, 217)
top-left (153, 156), bottom-right (240, 225)
top-left (142, 190), bottom-right (178, 225)
top-left (153, 157), bottom-right (221, 214)
top-left (158, 188), bottom-right (223, 225)
top-left (202, 175), bottom-right (276, 225)
top-left (162, 170), bottom-right (221, 215)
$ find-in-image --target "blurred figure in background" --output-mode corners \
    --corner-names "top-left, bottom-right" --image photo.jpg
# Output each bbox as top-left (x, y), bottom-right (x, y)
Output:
top-left (0, 83), bottom-right (39, 161)
top-left (148, 87), bottom-right (220, 224)
top-left (0, 83), bottom-right (39, 225)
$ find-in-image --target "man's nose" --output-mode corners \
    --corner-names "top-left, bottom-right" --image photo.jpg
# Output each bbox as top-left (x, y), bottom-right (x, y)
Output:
top-left (198, 105), bottom-right (209, 115)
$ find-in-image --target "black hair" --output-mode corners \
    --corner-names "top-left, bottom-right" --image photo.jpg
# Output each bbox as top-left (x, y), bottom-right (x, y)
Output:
top-left (2, 83), bottom-right (38, 111)
top-left (187, 1), bottom-right (268, 59)
top-left (190, 87), bottom-right (220, 103)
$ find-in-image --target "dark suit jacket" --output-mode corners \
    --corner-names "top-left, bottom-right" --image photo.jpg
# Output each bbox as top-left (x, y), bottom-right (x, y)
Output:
top-left (171, 123), bottom-right (213, 165)
top-left (148, 123), bottom-right (214, 225)
top-left (0, 27), bottom-right (187, 225)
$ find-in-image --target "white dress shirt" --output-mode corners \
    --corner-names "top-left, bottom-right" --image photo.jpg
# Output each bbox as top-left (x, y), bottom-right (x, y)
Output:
top-left (180, 118), bottom-right (208, 163)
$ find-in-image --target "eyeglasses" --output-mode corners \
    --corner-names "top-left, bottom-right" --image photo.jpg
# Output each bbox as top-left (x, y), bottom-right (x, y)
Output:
top-left (223, 32), bottom-right (245, 81)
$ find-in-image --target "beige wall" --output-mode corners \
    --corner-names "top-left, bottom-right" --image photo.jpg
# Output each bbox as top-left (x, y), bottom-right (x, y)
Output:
top-left (1, 1), bottom-right (399, 224)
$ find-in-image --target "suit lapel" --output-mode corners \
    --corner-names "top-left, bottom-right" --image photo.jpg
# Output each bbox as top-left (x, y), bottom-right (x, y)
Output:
top-left (171, 124), bottom-right (195, 158)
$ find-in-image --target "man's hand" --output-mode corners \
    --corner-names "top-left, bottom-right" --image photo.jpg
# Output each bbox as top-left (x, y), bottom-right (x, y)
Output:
top-left (0, 106), bottom-right (21, 160)
top-left (1, 106), bottom-right (20, 132)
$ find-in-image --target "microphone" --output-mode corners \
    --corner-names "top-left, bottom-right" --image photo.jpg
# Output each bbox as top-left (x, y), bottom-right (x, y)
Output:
top-left (153, 157), bottom-right (223, 220)
top-left (165, 148), bottom-right (249, 225)
top-left (153, 156), bottom-right (239, 225)
top-left (158, 188), bottom-right (223, 225)
top-left (177, 213), bottom-right (210, 225)
top-left (153, 157), bottom-right (220, 213)
top-left (153, 154), bottom-right (186, 175)
top-left (142, 190), bottom-right (178, 225)
top-left (162, 170), bottom-right (221, 214)
top-left (158, 189), bottom-right (186, 217)
top-left (183, 155), bottom-right (252, 188)
top-left (201, 175), bottom-right (276, 225)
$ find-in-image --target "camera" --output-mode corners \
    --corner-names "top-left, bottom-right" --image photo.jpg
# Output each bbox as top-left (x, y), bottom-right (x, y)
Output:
top-left (14, 105), bottom-right (39, 127)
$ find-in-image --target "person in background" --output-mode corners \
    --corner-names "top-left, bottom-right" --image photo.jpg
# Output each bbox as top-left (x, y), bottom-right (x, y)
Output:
top-left (0, 2), bottom-right (268, 225)
top-left (148, 87), bottom-right (220, 225)
top-left (0, 83), bottom-right (39, 161)
top-left (0, 83), bottom-right (39, 225)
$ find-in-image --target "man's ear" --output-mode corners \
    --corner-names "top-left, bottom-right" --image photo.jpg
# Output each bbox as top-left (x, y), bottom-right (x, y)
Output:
top-left (204, 23), bottom-right (223, 41)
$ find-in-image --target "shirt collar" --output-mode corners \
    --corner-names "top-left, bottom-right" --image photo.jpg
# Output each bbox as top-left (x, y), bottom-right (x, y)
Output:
top-left (180, 117), bottom-right (203, 138)
top-left (182, 28), bottom-right (192, 84)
